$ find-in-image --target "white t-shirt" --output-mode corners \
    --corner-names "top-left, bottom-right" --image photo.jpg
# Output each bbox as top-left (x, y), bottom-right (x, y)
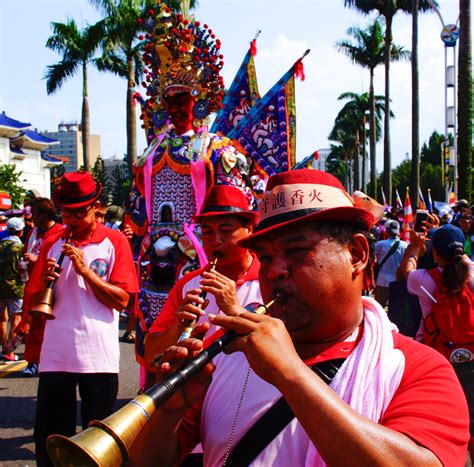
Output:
top-left (30, 224), bottom-right (138, 373)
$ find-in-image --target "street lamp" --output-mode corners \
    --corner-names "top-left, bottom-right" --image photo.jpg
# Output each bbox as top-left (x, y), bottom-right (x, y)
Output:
top-left (427, 0), bottom-right (460, 201)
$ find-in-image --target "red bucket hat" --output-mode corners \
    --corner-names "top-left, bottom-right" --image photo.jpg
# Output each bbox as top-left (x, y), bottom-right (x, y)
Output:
top-left (52, 172), bottom-right (102, 209)
top-left (239, 169), bottom-right (374, 248)
top-left (194, 185), bottom-right (257, 224)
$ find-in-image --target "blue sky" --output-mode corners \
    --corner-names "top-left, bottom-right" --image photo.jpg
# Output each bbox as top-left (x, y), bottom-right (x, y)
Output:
top-left (0, 0), bottom-right (465, 171)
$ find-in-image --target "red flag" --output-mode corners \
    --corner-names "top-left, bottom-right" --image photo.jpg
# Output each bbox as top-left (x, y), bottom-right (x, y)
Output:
top-left (403, 189), bottom-right (413, 241)
top-left (0, 191), bottom-right (12, 210)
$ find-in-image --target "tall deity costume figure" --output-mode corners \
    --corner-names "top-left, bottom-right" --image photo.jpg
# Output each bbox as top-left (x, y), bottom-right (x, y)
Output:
top-left (127, 5), bottom-right (253, 363)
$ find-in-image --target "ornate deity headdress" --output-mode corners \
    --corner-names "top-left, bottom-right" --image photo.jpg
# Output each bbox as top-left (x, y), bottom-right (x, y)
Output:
top-left (136, 4), bottom-right (225, 140)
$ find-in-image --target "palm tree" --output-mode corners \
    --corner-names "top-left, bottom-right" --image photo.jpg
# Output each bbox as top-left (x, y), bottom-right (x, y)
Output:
top-left (343, 0), bottom-right (436, 204)
top-left (90, 0), bottom-right (198, 179)
top-left (44, 19), bottom-right (105, 172)
top-left (326, 144), bottom-right (353, 191)
top-left (329, 91), bottom-right (387, 192)
top-left (458, 0), bottom-right (472, 201)
top-left (336, 19), bottom-right (409, 197)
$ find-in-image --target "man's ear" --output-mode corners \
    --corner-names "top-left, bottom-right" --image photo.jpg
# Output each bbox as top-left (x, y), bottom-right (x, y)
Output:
top-left (350, 233), bottom-right (370, 277)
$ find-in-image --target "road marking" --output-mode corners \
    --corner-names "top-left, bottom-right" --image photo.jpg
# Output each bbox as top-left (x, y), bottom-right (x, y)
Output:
top-left (0, 361), bottom-right (27, 377)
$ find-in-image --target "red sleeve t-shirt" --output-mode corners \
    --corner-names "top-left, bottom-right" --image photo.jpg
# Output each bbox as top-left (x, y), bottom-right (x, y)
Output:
top-left (380, 333), bottom-right (469, 466)
top-left (177, 332), bottom-right (469, 466)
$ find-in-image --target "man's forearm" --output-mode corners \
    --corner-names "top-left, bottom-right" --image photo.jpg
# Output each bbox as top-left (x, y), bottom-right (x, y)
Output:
top-left (276, 362), bottom-right (441, 466)
top-left (81, 269), bottom-right (130, 310)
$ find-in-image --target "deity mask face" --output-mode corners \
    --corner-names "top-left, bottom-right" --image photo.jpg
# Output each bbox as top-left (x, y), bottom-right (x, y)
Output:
top-left (163, 92), bottom-right (195, 131)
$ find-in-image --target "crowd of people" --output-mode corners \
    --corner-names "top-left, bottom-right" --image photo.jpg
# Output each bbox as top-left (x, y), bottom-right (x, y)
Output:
top-left (1, 167), bottom-right (473, 466)
top-left (1, 4), bottom-right (474, 465)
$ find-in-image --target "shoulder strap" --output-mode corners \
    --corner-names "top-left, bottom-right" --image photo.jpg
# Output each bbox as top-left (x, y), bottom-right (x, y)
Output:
top-left (379, 240), bottom-right (400, 270)
top-left (225, 358), bottom-right (346, 467)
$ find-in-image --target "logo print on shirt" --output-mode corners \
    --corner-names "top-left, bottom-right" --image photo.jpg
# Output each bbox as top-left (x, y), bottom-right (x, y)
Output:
top-left (89, 258), bottom-right (109, 278)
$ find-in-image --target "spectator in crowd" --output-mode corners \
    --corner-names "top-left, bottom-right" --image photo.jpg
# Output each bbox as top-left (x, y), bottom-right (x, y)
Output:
top-left (452, 199), bottom-right (470, 227)
top-left (129, 169), bottom-right (469, 466)
top-left (17, 197), bottom-right (64, 376)
top-left (28, 172), bottom-right (138, 467)
top-left (399, 224), bottom-right (474, 459)
top-left (21, 207), bottom-right (35, 243)
top-left (374, 220), bottom-right (407, 307)
top-left (0, 217), bottom-right (25, 362)
top-left (144, 184), bottom-right (260, 366)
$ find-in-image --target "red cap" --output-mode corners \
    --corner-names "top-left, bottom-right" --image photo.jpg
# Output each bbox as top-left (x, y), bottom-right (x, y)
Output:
top-left (194, 185), bottom-right (257, 223)
top-left (52, 172), bottom-right (102, 209)
top-left (239, 169), bottom-right (374, 248)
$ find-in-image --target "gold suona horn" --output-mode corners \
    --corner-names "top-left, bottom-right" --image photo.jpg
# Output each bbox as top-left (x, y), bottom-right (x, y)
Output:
top-left (46, 298), bottom-right (279, 466)
top-left (31, 232), bottom-right (72, 320)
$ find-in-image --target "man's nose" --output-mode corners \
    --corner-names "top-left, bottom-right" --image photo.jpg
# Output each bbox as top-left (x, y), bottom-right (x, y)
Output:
top-left (212, 233), bottom-right (225, 246)
top-left (266, 257), bottom-right (289, 282)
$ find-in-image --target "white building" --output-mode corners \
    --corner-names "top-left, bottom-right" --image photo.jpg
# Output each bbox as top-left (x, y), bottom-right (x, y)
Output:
top-left (0, 111), bottom-right (62, 198)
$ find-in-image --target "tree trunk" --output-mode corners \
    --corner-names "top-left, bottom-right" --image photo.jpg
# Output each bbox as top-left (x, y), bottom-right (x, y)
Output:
top-left (369, 68), bottom-right (377, 199)
top-left (411, 0), bottom-right (420, 209)
top-left (82, 62), bottom-right (90, 172)
top-left (353, 131), bottom-right (360, 192)
top-left (361, 116), bottom-right (367, 192)
top-left (126, 55), bottom-right (137, 181)
top-left (458, 0), bottom-right (472, 201)
top-left (383, 12), bottom-right (393, 205)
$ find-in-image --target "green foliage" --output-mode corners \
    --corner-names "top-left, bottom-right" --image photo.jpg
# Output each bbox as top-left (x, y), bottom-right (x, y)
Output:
top-left (44, 19), bottom-right (105, 94)
top-left (91, 156), bottom-right (111, 204)
top-left (391, 158), bottom-right (411, 200)
top-left (326, 145), bottom-right (353, 191)
top-left (420, 130), bottom-right (444, 166)
top-left (457, 0), bottom-right (472, 201)
top-left (0, 164), bottom-right (27, 209)
top-left (343, 0), bottom-right (437, 18)
top-left (110, 164), bottom-right (130, 207)
top-left (329, 91), bottom-right (388, 191)
top-left (421, 163), bottom-right (443, 201)
top-left (336, 19), bottom-right (410, 73)
top-left (387, 130), bottom-right (449, 205)
top-left (45, 19), bottom-right (105, 171)
top-left (50, 164), bottom-right (65, 194)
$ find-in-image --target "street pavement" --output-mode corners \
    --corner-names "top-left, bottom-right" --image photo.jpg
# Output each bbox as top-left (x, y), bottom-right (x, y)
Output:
top-left (0, 321), bottom-right (138, 467)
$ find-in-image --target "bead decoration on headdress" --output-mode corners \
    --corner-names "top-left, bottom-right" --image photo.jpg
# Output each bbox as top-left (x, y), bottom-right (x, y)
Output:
top-left (135, 4), bottom-right (225, 140)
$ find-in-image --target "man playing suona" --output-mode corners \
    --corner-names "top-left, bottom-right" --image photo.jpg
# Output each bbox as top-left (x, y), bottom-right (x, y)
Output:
top-left (129, 169), bottom-right (469, 466)
top-left (144, 184), bottom-right (261, 366)
top-left (29, 172), bottom-right (138, 467)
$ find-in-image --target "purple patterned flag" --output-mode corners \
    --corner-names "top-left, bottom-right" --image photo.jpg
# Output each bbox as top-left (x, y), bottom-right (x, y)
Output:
top-left (211, 32), bottom-right (261, 136)
top-left (228, 50), bottom-right (309, 176)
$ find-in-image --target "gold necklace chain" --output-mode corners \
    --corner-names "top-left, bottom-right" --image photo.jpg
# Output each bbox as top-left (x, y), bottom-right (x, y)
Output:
top-left (222, 365), bottom-right (252, 466)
